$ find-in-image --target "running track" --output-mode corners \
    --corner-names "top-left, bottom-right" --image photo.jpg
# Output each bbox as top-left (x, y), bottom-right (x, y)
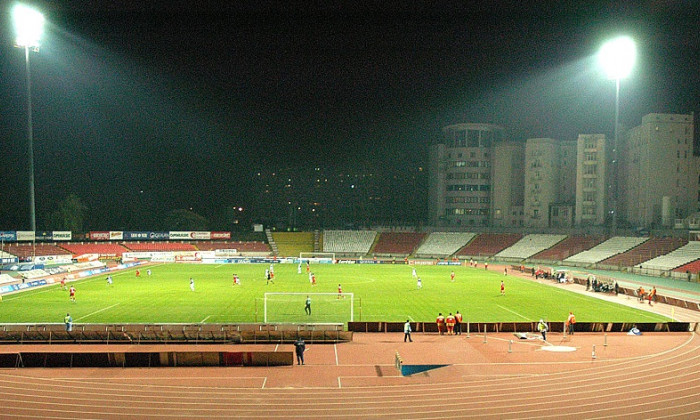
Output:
top-left (0, 331), bottom-right (699, 419)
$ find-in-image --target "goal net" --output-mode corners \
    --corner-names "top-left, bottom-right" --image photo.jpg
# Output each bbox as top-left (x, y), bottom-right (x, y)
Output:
top-left (299, 252), bottom-right (335, 263)
top-left (264, 292), bottom-right (354, 323)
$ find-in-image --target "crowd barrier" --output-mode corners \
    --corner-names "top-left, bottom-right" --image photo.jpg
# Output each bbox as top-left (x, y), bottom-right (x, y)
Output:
top-left (348, 321), bottom-right (698, 334)
top-left (0, 350), bottom-right (293, 368)
top-left (0, 323), bottom-right (351, 345)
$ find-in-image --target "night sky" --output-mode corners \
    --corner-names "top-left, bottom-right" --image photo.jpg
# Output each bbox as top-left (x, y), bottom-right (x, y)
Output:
top-left (1, 1), bottom-right (698, 230)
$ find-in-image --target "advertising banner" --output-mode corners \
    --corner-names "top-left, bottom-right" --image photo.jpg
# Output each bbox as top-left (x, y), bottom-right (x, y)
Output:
top-left (109, 231), bottom-right (124, 240)
top-left (89, 231), bottom-right (110, 241)
top-left (211, 231), bottom-right (231, 240)
top-left (149, 232), bottom-right (170, 240)
top-left (52, 231), bottom-right (72, 241)
top-left (36, 231), bottom-right (53, 241)
top-left (16, 231), bottom-right (36, 241)
top-left (123, 232), bottom-right (150, 240)
top-left (0, 231), bottom-right (17, 242)
top-left (169, 231), bottom-right (211, 240)
top-left (32, 255), bottom-right (73, 264)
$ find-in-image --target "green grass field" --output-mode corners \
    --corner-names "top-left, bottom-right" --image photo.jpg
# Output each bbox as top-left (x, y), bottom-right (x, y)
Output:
top-left (0, 263), bottom-right (669, 324)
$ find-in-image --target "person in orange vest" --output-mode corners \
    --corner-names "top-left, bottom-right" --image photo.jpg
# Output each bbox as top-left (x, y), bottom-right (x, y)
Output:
top-left (436, 313), bottom-right (445, 335)
top-left (566, 311), bottom-right (576, 335)
top-left (648, 286), bottom-right (657, 305)
top-left (454, 311), bottom-right (463, 335)
top-left (445, 313), bottom-right (456, 335)
top-left (638, 286), bottom-right (646, 302)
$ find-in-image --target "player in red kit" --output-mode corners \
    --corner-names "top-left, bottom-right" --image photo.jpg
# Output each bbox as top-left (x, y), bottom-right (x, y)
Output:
top-left (450, 271), bottom-right (455, 282)
top-left (337, 283), bottom-right (342, 299)
top-left (445, 313), bottom-right (456, 335)
top-left (69, 286), bottom-right (76, 302)
top-left (436, 313), bottom-right (445, 335)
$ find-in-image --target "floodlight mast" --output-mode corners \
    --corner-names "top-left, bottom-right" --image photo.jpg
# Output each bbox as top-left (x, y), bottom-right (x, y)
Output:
top-left (12, 4), bottom-right (45, 232)
top-left (598, 36), bottom-right (636, 235)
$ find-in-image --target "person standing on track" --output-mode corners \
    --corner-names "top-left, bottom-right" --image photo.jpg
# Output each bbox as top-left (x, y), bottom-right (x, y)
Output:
top-left (64, 313), bottom-right (72, 331)
top-left (294, 338), bottom-right (306, 365)
top-left (403, 320), bottom-right (413, 342)
top-left (566, 311), bottom-right (576, 335)
top-left (446, 313), bottom-right (456, 335)
top-left (537, 319), bottom-right (548, 341)
top-left (454, 311), bottom-right (463, 335)
top-left (436, 313), bottom-right (445, 335)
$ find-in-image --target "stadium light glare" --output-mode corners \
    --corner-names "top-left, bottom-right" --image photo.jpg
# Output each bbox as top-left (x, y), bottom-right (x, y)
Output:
top-left (12, 4), bottom-right (45, 49)
top-left (598, 36), bottom-right (636, 80)
top-left (598, 35), bottom-right (636, 234)
top-left (13, 4), bottom-right (45, 232)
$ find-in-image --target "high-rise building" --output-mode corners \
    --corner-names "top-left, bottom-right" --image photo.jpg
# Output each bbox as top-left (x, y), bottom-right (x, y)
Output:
top-left (575, 134), bottom-right (607, 226)
top-left (619, 113), bottom-right (697, 228)
top-left (491, 141), bottom-right (524, 227)
top-left (428, 123), bottom-right (505, 227)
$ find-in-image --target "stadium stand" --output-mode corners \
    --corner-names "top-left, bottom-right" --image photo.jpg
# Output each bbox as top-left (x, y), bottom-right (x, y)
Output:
top-left (456, 233), bottom-right (522, 258)
top-left (530, 235), bottom-right (607, 262)
top-left (60, 243), bottom-right (130, 258)
top-left (193, 241), bottom-right (270, 253)
top-left (122, 242), bottom-right (197, 252)
top-left (270, 232), bottom-right (314, 257)
top-left (635, 241), bottom-right (700, 271)
top-left (372, 232), bottom-right (425, 256)
top-left (674, 259), bottom-right (700, 275)
top-left (563, 236), bottom-right (648, 265)
top-left (414, 232), bottom-right (476, 258)
top-left (323, 230), bottom-right (377, 255)
top-left (1, 243), bottom-right (71, 259)
top-left (600, 236), bottom-right (688, 268)
top-left (495, 234), bottom-right (567, 260)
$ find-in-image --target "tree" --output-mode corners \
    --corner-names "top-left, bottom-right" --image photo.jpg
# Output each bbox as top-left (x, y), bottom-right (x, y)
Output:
top-left (46, 194), bottom-right (87, 233)
top-left (162, 209), bottom-right (209, 231)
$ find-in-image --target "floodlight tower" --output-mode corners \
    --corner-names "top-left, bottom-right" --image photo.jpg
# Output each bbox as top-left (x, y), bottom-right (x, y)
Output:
top-left (598, 36), bottom-right (636, 234)
top-left (12, 4), bottom-right (45, 232)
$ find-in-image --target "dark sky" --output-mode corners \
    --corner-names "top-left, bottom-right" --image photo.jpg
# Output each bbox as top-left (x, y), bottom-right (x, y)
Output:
top-left (1, 0), bottom-right (698, 230)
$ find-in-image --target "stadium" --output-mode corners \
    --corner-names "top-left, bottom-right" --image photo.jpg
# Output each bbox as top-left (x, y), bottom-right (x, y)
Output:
top-left (2, 2), bottom-right (700, 419)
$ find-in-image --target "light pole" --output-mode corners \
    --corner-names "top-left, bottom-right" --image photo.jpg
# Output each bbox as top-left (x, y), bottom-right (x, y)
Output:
top-left (12, 4), bottom-right (45, 232)
top-left (598, 36), bottom-right (636, 234)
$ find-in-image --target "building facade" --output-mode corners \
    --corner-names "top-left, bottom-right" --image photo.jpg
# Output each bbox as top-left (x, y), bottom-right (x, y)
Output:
top-left (619, 113), bottom-right (697, 228)
top-left (428, 123), bottom-right (505, 227)
top-left (575, 134), bottom-right (607, 226)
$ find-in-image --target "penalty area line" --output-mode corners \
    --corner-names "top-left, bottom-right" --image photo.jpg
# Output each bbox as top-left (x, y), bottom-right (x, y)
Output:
top-left (75, 303), bottom-right (120, 322)
top-left (200, 315), bottom-right (212, 323)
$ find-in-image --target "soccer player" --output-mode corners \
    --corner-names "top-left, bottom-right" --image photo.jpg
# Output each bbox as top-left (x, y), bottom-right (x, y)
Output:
top-left (305, 296), bottom-right (311, 315)
top-left (412, 268), bottom-right (417, 279)
top-left (69, 286), bottom-right (76, 302)
top-left (106, 275), bottom-right (113, 286)
top-left (500, 280), bottom-right (505, 295)
top-left (189, 278), bottom-right (195, 292)
top-left (436, 313), bottom-right (445, 335)
top-left (306, 262), bottom-right (310, 274)
top-left (450, 271), bottom-right (455, 282)
top-left (147, 269), bottom-right (152, 276)
top-left (298, 262), bottom-right (302, 274)
top-left (484, 262), bottom-right (488, 270)
top-left (446, 313), bottom-right (456, 335)
top-left (417, 277), bottom-right (422, 289)
top-left (311, 273), bottom-right (316, 286)
top-left (504, 267), bottom-right (508, 276)
top-left (337, 284), bottom-right (342, 299)
top-left (136, 269), bottom-right (141, 278)
top-left (60, 277), bottom-right (67, 290)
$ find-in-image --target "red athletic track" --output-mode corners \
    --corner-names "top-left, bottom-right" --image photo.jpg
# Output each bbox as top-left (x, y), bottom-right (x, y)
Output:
top-left (0, 331), bottom-right (699, 419)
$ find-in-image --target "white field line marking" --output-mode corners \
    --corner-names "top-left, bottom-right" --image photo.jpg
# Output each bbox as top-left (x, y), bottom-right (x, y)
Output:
top-left (334, 344), bottom-right (339, 366)
top-left (407, 315), bottom-right (415, 322)
top-left (261, 377), bottom-right (267, 389)
top-left (274, 343), bottom-right (279, 352)
top-left (200, 315), bottom-right (211, 323)
top-left (75, 303), bottom-right (120, 322)
top-left (496, 304), bottom-right (530, 321)
top-left (337, 377), bottom-right (342, 388)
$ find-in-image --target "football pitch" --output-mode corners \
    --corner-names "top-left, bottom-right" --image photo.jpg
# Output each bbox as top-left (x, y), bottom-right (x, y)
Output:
top-left (0, 263), bottom-right (669, 324)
